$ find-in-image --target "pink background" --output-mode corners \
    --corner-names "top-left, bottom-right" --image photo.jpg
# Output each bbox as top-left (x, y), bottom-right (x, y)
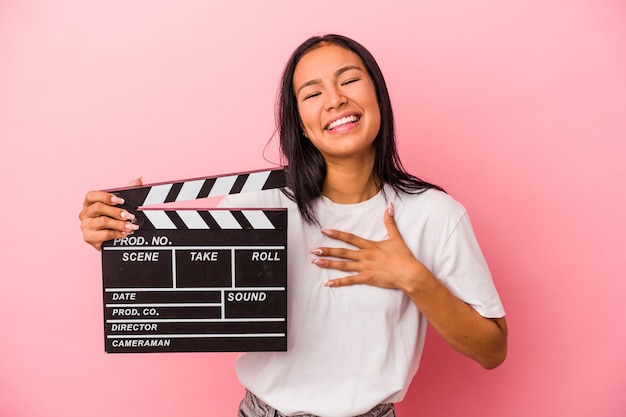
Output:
top-left (1, 0), bottom-right (625, 416)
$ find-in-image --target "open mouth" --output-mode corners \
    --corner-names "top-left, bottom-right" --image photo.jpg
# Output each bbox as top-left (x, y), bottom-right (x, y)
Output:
top-left (325, 115), bottom-right (360, 130)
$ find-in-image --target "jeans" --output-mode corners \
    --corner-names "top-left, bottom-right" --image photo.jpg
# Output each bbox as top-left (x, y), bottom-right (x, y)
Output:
top-left (238, 389), bottom-right (396, 417)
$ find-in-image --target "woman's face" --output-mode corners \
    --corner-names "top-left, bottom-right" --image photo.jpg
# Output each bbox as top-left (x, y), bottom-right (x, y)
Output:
top-left (293, 43), bottom-right (381, 165)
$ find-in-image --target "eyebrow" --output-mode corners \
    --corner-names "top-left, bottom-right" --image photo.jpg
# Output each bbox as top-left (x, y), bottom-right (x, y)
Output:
top-left (296, 65), bottom-right (364, 96)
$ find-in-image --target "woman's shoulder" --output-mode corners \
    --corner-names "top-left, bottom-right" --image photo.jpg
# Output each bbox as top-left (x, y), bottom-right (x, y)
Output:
top-left (394, 186), bottom-right (465, 214)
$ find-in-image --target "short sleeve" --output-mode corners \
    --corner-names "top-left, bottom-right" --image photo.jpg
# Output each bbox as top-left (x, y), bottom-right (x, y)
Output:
top-left (434, 212), bottom-right (505, 318)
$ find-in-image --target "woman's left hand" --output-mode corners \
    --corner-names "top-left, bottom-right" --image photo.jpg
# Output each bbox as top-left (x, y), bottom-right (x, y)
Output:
top-left (312, 202), bottom-right (508, 369)
top-left (312, 203), bottom-right (508, 368)
top-left (310, 202), bottom-right (428, 291)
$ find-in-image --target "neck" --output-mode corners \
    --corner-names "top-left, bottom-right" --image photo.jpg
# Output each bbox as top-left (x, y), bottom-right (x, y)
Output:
top-left (323, 159), bottom-right (380, 204)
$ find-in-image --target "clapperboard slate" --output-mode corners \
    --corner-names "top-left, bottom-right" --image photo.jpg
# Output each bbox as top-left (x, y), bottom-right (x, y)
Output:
top-left (101, 168), bottom-right (287, 353)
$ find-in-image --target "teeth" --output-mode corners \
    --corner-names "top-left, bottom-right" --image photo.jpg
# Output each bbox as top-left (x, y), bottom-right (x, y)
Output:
top-left (326, 115), bottom-right (359, 130)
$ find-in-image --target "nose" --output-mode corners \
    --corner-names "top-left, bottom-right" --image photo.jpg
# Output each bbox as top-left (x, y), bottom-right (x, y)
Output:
top-left (325, 85), bottom-right (347, 110)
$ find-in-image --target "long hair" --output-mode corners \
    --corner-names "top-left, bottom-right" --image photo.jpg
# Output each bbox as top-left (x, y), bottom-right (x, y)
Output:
top-left (277, 34), bottom-right (443, 224)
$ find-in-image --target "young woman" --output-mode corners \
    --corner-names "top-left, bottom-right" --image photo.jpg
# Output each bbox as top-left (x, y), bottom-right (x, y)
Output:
top-left (80, 34), bottom-right (507, 417)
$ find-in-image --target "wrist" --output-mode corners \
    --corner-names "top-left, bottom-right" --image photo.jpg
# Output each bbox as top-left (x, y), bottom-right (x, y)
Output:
top-left (398, 259), bottom-right (437, 297)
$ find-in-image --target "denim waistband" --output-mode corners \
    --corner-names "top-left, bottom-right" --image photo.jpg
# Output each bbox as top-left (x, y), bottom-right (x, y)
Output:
top-left (238, 389), bottom-right (396, 417)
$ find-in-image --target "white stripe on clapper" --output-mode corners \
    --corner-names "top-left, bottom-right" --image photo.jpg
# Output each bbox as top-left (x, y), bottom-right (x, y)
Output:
top-left (177, 210), bottom-right (210, 229)
top-left (240, 170), bottom-right (271, 193)
top-left (211, 211), bottom-right (242, 229)
top-left (143, 211), bottom-right (177, 229)
top-left (176, 179), bottom-right (205, 202)
top-left (208, 175), bottom-right (238, 197)
top-left (143, 184), bottom-right (172, 206)
top-left (242, 210), bottom-right (274, 229)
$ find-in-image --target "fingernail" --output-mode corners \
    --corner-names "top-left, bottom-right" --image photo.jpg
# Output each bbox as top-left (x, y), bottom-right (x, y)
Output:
top-left (111, 196), bottom-right (125, 205)
top-left (121, 211), bottom-right (136, 221)
top-left (125, 223), bottom-right (139, 231)
top-left (321, 229), bottom-right (333, 237)
top-left (310, 248), bottom-right (323, 255)
top-left (387, 202), bottom-right (394, 217)
top-left (311, 258), bottom-right (324, 266)
top-left (324, 280), bottom-right (335, 287)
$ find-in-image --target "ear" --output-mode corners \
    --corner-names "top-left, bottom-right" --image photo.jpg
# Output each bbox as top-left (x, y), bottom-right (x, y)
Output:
top-left (299, 122), bottom-right (309, 139)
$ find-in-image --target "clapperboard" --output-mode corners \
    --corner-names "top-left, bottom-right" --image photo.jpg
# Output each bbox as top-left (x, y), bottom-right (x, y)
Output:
top-left (101, 168), bottom-right (287, 353)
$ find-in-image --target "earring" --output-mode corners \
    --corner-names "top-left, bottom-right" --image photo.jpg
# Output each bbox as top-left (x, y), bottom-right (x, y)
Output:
top-left (302, 131), bottom-right (309, 139)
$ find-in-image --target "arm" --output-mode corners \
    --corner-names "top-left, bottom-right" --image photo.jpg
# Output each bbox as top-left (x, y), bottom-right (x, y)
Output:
top-left (310, 202), bottom-right (507, 369)
top-left (400, 265), bottom-right (507, 369)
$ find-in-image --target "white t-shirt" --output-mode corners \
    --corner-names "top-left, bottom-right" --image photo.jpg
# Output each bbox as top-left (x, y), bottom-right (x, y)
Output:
top-left (220, 185), bottom-right (504, 417)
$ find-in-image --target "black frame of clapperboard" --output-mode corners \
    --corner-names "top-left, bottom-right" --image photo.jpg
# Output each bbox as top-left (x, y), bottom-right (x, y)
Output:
top-left (101, 168), bottom-right (288, 353)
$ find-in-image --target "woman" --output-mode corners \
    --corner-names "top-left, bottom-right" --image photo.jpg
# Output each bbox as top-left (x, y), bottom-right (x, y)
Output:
top-left (80, 34), bottom-right (507, 417)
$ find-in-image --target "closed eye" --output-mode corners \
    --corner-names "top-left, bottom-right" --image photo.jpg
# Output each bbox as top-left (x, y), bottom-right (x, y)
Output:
top-left (341, 78), bottom-right (360, 86)
top-left (303, 91), bottom-right (321, 100)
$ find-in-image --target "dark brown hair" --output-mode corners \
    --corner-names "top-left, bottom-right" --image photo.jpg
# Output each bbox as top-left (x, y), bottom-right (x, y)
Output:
top-left (277, 34), bottom-right (443, 224)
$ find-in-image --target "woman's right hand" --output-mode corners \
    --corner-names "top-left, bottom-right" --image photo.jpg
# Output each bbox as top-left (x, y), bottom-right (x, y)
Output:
top-left (79, 178), bottom-right (142, 251)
